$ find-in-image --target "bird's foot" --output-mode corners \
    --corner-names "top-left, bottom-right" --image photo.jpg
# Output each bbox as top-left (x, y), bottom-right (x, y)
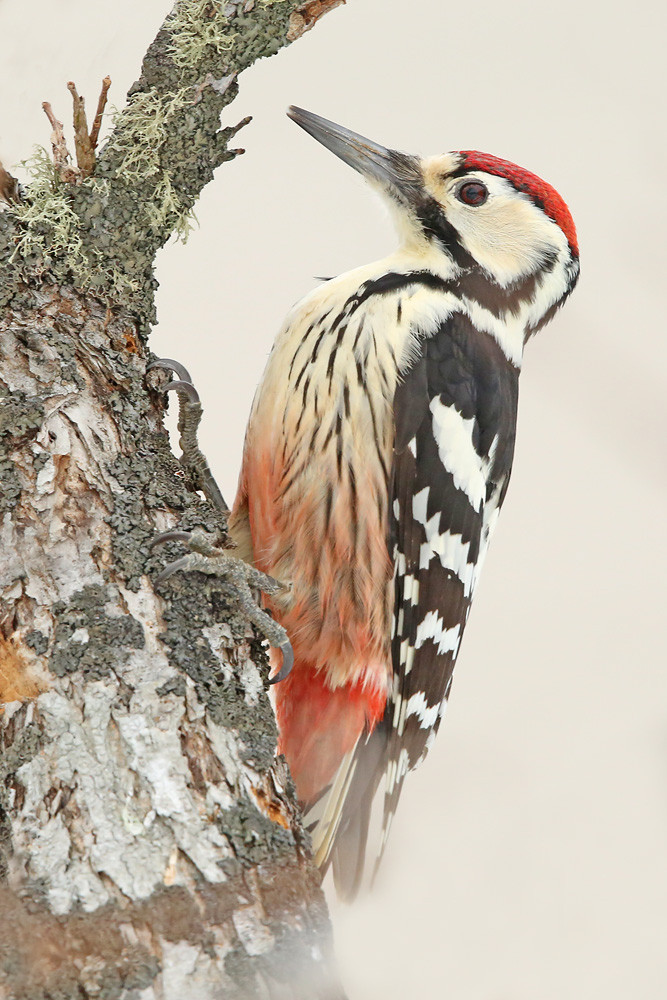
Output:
top-left (151, 527), bottom-right (294, 685)
top-left (147, 359), bottom-right (293, 681)
top-left (147, 357), bottom-right (228, 517)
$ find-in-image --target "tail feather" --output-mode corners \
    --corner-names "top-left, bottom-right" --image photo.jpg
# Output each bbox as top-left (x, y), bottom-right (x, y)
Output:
top-left (307, 745), bottom-right (359, 870)
top-left (306, 718), bottom-right (393, 900)
top-left (331, 802), bottom-right (372, 903)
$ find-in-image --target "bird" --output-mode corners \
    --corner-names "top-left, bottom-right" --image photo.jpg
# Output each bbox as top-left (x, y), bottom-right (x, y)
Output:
top-left (224, 106), bottom-right (580, 899)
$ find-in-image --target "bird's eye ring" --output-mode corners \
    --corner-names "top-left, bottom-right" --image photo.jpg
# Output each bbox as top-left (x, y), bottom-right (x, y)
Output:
top-left (456, 181), bottom-right (488, 207)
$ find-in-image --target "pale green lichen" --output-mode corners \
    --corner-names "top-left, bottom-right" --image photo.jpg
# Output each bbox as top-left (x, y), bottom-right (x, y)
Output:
top-left (154, 175), bottom-right (199, 242)
top-left (11, 148), bottom-right (87, 272)
top-left (106, 88), bottom-right (192, 184)
top-left (165, 0), bottom-right (288, 73)
top-left (2, 0), bottom-right (295, 317)
top-left (8, 88), bottom-right (198, 304)
top-left (167, 0), bottom-right (238, 69)
top-left (101, 87), bottom-right (199, 241)
top-left (8, 151), bottom-right (137, 298)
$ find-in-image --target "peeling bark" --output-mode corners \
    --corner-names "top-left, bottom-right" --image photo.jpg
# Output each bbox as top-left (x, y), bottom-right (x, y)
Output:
top-left (0, 2), bottom-right (347, 997)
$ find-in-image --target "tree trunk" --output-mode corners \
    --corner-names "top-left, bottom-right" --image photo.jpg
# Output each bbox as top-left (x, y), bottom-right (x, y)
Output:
top-left (0, 3), bottom-right (347, 997)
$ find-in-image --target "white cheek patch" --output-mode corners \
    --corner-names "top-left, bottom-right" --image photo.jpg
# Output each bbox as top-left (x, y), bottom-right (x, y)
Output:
top-left (446, 173), bottom-right (563, 281)
top-left (524, 260), bottom-right (573, 331)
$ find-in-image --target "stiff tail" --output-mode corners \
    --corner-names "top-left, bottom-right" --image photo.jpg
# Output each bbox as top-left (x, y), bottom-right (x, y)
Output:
top-left (275, 659), bottom-right (410, 899)
top-left (304, 715), bottom-right (406, 901)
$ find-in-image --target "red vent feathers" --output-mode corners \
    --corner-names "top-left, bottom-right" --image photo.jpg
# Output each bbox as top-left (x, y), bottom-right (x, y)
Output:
top-left (459, 151), bottom-right (578, 256)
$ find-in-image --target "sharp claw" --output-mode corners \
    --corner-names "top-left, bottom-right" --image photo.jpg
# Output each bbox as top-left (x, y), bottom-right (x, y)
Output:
top-left (154, 555), bottom-right (192, 586)
top-left (163, 379), bottom-right (201, 404)
top-left (147, 358), bottom-right (193, 383)
top-left (269, 641), bottom-right (294, 684)
top-left (150, 529), bottom-right (192, 549)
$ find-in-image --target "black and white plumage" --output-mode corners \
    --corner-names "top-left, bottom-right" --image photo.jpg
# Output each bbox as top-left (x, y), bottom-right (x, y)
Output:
top-left (231, 108), bottom-right (580, 899)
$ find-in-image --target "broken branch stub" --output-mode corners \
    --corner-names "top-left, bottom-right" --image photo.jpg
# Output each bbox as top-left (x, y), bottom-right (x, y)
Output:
top-left (41, 77), bottom-right (112, 183)
top-left (0, 162), bottom-right (19, 205)
top-left (287, 0), bottom-right (346, 42)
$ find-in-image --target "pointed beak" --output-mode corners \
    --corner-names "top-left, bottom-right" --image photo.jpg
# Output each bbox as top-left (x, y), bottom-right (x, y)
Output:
top-left (287, 106), bottom-right (421, 205)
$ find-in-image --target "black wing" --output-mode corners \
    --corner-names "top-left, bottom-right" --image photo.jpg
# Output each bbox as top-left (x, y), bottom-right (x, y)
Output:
top-left (324, 311), bottom-right (519, 898)
top-left (380, 311), bottom-right (520, 847)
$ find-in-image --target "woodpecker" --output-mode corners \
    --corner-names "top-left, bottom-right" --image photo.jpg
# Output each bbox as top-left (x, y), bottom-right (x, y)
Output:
top-left (226, 108), bottom-right (579, 898)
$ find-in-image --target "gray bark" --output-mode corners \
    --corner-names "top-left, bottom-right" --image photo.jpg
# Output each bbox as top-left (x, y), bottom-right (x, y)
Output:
top-left (0, 2), bottom-right (347, 998)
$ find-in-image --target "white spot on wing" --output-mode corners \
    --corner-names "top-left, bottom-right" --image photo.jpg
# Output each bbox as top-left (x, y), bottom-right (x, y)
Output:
top-left (385, 749), bottom-right (410, 795)
top-left (429, 399), bottom-right (485, 510)
top-left (412, 487), bottom-right (430, 525)
top-left (402, 573), bottom-right (420, 605)
top-left (405, 692), bottom-right (440, 730)
top-left (415, 611), bottom-right (461, 655)
top-left (419, 530), bottom-right (476, 596)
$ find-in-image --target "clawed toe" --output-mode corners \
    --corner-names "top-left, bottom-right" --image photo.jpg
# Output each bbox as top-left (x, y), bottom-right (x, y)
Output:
top-left (270, 641), bottom-right (294, 685)
top-left (162, 379), bottom-right (200, 403)
top-left (150, 529), bottom-right (193, 548)
top-left (147, 357), bottom-right (193, 383)
top-left (146, 356), bottom-right (228, 516)
top-left (147, 358), bottom-right (294, 683)
top-left (153, 554), bottom-right (195, 587)
top-left (149, 526), bottom-right (293, 683)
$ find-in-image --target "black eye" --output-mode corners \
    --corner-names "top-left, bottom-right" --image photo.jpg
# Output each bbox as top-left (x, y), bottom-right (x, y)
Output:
top-left (457, 181), bottom-right (488, 206)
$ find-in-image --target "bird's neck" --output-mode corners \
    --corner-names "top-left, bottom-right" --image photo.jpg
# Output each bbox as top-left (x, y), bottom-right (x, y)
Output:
top-left (325, 245), bottom-right (529, 369)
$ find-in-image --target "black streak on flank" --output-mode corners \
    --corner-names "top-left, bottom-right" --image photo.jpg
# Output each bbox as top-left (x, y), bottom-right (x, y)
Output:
top-left (308, 318), bottom-right (331, 366)
top-left (330, 310), bottom-right (347, 333)
top-left (293, 354), bottom-right (311, 392)
top-left (367, 396), bottom-right (389, 483)
top-left (342, 381), bottom-right (350, 419)
top-left (348, 462), bottom-right (358, 558)
top-left (293, 374), bottom-right (311, 437)
top-left (323, 483), bottom-right (334, 534)
top-left (278, 453), bottom-right (310, 500)
top-left (288, 322), bottom-right (315, 379)
top-left (352, 317), bottom-right (366, 356)
top-left (326, 324), bottom-right (347, 386)
top-left (355, 357), bottom-right (365, 386)
top-left (335, 413), bottom-right (343, 478)
top-left (301, 374), bottom-right (311, 410)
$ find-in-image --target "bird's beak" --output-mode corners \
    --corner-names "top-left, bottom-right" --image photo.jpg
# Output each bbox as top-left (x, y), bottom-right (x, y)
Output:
top-left (287, 106), bottom-right (421, 205)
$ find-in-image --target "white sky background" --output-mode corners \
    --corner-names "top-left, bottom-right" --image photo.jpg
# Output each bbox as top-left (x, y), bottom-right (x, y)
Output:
top-left (1, 0), bottom-right (667, 997)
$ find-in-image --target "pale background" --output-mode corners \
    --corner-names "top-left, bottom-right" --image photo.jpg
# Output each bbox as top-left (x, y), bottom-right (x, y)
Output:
top-left (1, 0), bottom-right (666, 997)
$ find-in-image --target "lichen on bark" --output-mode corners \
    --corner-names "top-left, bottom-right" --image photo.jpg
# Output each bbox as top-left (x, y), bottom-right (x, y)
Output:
top-left (0, 0), bottom-right (326, 328)
top-left (0, 1), bottom-right (348, 996)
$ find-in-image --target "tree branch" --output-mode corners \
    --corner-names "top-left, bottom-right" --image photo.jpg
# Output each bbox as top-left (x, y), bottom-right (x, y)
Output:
top-left (0, 162), bottom-right (19, 207)
top-left (88, 75), bottom-right (112, 153)
top-left (0, 2), bottom-right (348, 996)
top-left (1, 0), bottom-right (344, 327)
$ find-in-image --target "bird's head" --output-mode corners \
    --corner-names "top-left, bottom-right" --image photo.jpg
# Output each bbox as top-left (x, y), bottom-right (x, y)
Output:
top-left (288, 107), bottom-right (579, 333)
